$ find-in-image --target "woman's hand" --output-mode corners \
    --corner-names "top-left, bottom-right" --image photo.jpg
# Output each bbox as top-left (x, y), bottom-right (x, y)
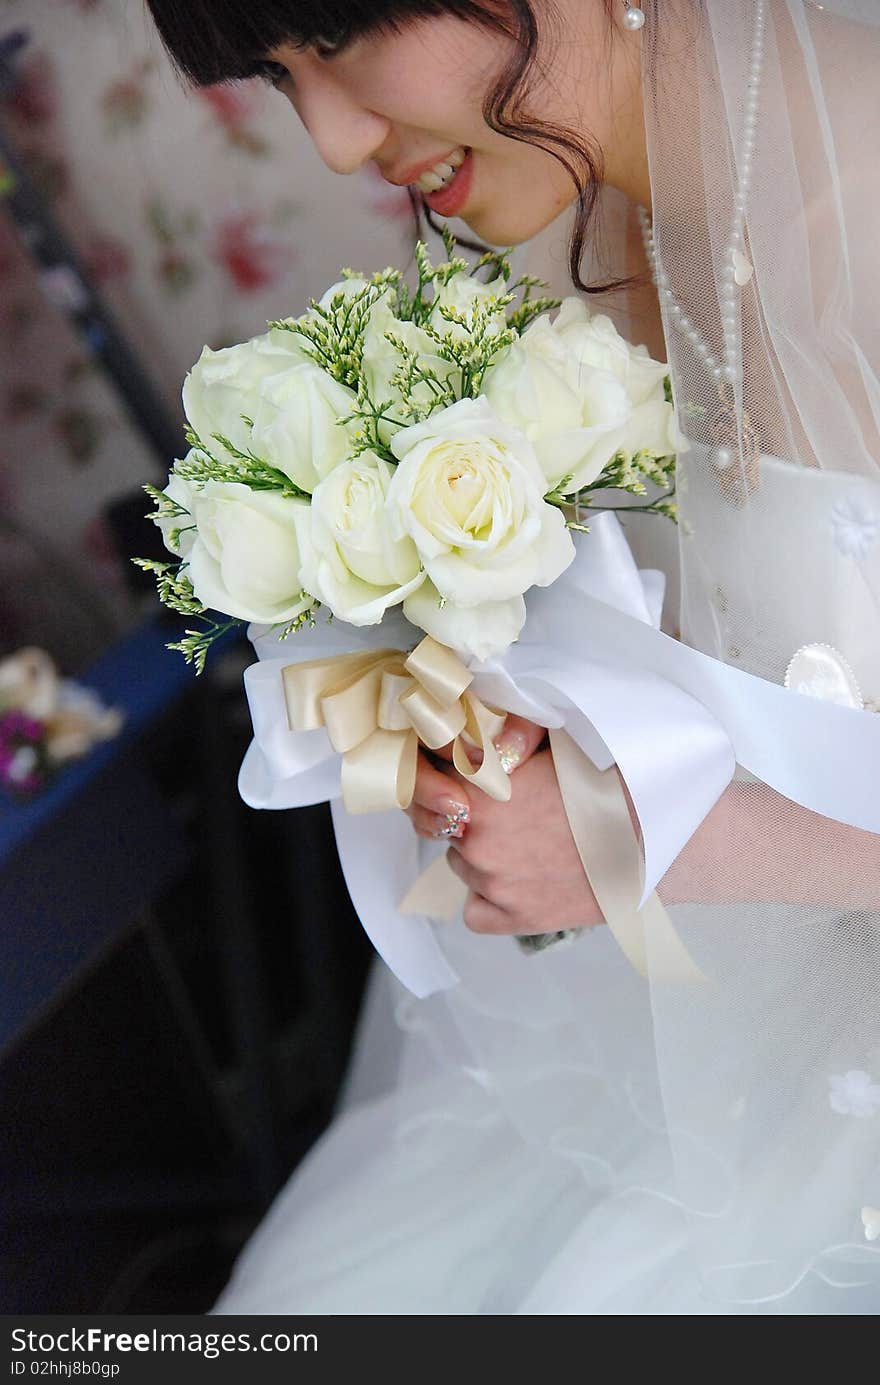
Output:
top-left (405, 714), bottom-right (602, 936)
top-left (445, 746), bottom-right (604, 936)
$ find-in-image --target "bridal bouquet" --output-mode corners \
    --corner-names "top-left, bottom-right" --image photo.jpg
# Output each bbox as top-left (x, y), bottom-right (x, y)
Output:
top-left (138, 231), bottom-right (678, 672)
top-left (137, 232), bottom-right (689, 991)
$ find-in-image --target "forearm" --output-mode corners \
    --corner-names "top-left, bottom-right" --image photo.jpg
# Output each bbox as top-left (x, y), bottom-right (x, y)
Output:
top-left (656, 779), bottom-right (880, 912)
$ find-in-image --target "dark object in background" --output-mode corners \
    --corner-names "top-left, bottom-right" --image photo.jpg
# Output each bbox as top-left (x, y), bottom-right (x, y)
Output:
top-left (104, 489), bottom-right (176, 600)
top-left (0, 639), bottom-right (372, 1313)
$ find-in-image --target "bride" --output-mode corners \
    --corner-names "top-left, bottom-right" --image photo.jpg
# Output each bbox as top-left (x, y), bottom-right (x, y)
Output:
top-left (146, 0), bottom-right (880, 1312)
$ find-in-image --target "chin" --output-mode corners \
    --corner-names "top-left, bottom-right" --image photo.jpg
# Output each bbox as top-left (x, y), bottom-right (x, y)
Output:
top-left (461, 199), bottom-right (573, 249)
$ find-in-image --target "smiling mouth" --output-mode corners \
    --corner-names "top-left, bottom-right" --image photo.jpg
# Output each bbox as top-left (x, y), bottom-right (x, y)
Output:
top-left (412, 146), bottom-right (468, 193)
top-left (418, 148), bottom-right (474, 218)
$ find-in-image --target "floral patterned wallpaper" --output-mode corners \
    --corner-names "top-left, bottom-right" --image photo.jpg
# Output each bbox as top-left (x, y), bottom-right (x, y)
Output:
top-left (0, 0), bottom-right (415, 668)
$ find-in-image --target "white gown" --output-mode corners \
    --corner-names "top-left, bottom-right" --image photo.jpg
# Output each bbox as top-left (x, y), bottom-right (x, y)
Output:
top-left (211, 903), bottom-right (879, 1315)
top-left (212, 444), bottom-right (880, 1316)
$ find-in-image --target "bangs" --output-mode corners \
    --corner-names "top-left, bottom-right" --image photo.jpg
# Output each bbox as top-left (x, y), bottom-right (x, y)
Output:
top-left (145, 0), bottom-right (485, 86)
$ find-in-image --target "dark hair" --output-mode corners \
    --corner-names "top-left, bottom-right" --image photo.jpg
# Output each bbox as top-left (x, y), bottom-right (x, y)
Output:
top-left (144, 0), bottom-right (641, 295)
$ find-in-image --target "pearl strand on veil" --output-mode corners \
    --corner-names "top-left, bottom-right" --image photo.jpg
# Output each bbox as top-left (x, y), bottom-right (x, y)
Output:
top-left (635, 0), bottom-right (767, 391)
top-left (527, 2), bottom-right (769, 954)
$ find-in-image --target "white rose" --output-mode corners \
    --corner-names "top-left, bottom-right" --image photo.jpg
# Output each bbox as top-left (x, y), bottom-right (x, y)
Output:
top-left (299, 451), bottom-right (425, 626)
top-left (607, 394), bottom-right (686, 464)
top-left (185, 480), bottom-right (312, 625)
top-left (154, 465), bottom-right (199, 558)
top-left (387, 396), bottom-right (574, 659)
top-left (250, 360), bottom-right (360, 494)
top-left (402, 581), bottom-right (528, 662)
top-left (361, 297), bottom-right (458, 442)
top-left (483, 299), bottom-right (679, 491)
top-left (553, 299), bottom-right (669, 406)
top-left (554, 300), bottom-right (684, 460)
top-left (429, 271), bottom-right (509, 342)
top-left (483, 315), bottom-right (629, 489)
top-left (182, 329), bottom-right (307, 461)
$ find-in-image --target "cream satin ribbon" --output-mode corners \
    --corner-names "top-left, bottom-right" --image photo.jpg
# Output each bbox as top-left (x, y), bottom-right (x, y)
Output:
top-left (281, 635), bottom-right (512, 814)
top-left (548, 728), bottom-right (705, 982)
top-left (402, 726), bottom-right (705, 985)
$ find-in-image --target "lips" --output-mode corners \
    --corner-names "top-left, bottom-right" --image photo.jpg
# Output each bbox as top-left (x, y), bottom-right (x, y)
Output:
top-left (381, 147), bottom-right (467, 189)
top-left (414, 147), bottom-right (467, 194)
top-left (421, 148), bottom-right (474, 218)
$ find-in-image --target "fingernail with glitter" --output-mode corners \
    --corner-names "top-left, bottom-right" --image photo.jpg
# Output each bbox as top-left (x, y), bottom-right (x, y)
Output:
top-left (434, 815), bottom-right (465, 839)
top-left (494, 730), bottom-right (528, 774)
top-left (443, 799), bottom-right (470, 824)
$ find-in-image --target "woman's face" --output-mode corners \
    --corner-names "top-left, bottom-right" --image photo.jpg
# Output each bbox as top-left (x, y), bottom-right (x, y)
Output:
top-left (267, 4), bottom-right (649, 244)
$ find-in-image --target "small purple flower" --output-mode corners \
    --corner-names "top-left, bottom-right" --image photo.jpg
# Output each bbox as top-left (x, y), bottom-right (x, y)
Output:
top-left (0, 709), bottom-right (44, 742)
top-left (0, 710), bottom-right (47, 794)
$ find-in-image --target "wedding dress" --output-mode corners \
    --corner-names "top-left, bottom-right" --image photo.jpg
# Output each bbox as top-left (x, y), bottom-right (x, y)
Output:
top-left (213, 0), bottom-right (880, 1314)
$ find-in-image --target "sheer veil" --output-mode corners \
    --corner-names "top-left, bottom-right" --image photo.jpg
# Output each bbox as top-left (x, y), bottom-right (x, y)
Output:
top-left (410, 0), bottom-right (880, 1308)
top-left (634, 0), bottom-right (880, 1300)
top-left (644, 0), bottom-right (880, 671)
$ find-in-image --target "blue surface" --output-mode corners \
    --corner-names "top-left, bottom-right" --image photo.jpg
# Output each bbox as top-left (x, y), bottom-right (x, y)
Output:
top-left (0, 754), bottom-right (189, 1054)
top-left (0, 617), bottom-right (207, 865)
top-left (0, 615), bottom-right (247, 1052)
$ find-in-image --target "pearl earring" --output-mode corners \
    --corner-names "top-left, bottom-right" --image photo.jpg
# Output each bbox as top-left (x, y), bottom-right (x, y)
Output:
top-left (622, 2), bottom-right (646, 29)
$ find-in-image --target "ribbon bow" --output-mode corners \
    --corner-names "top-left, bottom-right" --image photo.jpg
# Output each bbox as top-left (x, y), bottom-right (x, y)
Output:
top-left (281, 634), bottom-right (512, 814)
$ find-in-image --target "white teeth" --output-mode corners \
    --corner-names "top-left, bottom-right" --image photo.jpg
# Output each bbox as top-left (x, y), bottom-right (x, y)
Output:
top-left (418, 170), bottom-right (446, 192)
top-left (415, 147), bottom-right (468, 193)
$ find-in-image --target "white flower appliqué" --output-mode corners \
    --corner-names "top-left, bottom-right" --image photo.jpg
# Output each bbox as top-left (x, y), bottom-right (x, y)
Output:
top-left (828, 1069), bottom-right (880, 1118)
top-left (830, 493), bottom-right (880, 561)
top-left (861, 1207), bottom-right (880, 1242)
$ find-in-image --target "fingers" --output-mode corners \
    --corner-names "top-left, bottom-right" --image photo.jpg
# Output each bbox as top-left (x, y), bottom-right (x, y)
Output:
top-left (446, 841), bottom-right (500, 903)
top-left (406, 803), bottom-right (467, 840)
top-left (446, 851), bottom-right (511, 935)
top-left (445, 841), bottom-right (480, 889)
top-left (462, 893), bottom-right (509, 935)
top-left (411, 749), bottom-right (470, 821)
top-left (404, 716), bottom-right (546, 846)
top-left (404, 750), bottom-right (470, 842)
top-left (493, 714), bottom-right (547, 774)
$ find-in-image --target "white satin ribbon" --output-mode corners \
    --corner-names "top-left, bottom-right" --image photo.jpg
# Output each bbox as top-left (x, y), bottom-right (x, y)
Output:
top-left (239, 511), bottom-right (880, 998)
